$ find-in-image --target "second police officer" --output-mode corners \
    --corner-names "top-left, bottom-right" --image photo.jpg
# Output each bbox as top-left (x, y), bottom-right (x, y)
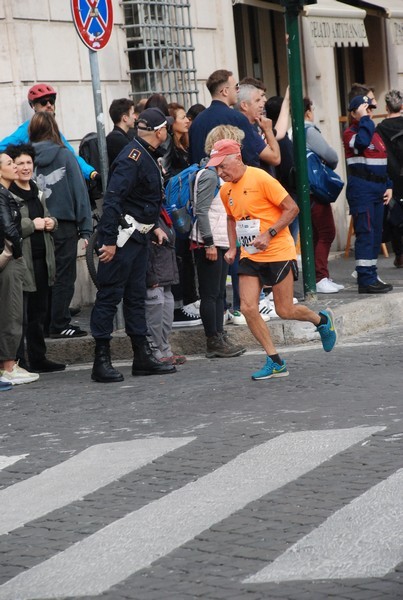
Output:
top-left (90, 107), bottom-right (177, 383)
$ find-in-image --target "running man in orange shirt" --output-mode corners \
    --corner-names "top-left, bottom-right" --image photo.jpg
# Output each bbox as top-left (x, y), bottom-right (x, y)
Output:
top-left (206, 138), bottom-right (337, 380)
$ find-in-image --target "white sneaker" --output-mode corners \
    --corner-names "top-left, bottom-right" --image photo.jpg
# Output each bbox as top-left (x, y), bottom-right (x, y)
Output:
top-left (329, 279), bottom-right (344, 290)
top-left (223, 309), bottom-right (235, 325)
top-left (0, 364), bottom-right (39, 385)
top-left (183, 301), bottom-right (200, 317)
top-left (232, 310), bottom-right (247, 325)
top-left (316, 277), bottom-right (340, 294)
top-left (258, 297), bottom-right (271, 322)
top-left (267, 300), bottom-right (279, 318)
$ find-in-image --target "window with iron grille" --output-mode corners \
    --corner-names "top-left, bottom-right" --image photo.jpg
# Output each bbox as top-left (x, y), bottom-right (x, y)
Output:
top-left (121, 0), bottom-right (199, 107)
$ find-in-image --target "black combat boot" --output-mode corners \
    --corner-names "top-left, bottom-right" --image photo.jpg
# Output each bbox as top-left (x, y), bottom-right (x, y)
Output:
top-left (131, 336), bottom-right (176, 376)
top-left (91, 339), bottom-right (124, 383)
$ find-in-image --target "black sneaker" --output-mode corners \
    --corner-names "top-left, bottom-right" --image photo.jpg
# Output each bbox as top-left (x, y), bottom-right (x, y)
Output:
top-left (358, 281), bottom-right (393, 294)
top-left (30, 359), bottom-right (66, 372)
top-left (172, 307), bottom-right (202, 328)
top-left (49, 325), bottom-right (88, 338)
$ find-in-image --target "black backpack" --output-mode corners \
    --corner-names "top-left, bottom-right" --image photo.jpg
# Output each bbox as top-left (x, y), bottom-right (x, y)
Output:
top-left (389, 130), bottom-right (403, 178)
top-left (79, 132), bottom-right (103, 208)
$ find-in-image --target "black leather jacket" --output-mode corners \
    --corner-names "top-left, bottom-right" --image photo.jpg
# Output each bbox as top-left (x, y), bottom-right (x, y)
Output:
top-left (0, 184), bottom-right (23, 258)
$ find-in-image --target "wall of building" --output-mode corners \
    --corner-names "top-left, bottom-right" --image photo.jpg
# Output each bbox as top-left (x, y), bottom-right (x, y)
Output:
top-left (0, 0), bottom-right (131, 144)
top-left (189, 0), bottom-right (239, 106)
top-left (0, 0), bottom-right (132, 308)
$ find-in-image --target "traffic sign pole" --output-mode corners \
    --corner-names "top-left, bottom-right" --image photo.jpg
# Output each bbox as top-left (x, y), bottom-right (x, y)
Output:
top-left (71, 0), bottom-right (113, 193)
top-left (89, 50), bottom-right (108, 193)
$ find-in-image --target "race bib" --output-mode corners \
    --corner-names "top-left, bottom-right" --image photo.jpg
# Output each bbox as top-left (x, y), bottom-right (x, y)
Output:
top-left (236, 219), bottom-right (261, 254)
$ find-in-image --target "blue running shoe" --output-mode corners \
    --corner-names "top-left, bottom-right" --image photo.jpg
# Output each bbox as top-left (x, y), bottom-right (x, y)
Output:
top-left (0, 380), bottom-right (13, 391)
top-left (251, 357), bottom-right (289, 381)
top-left (317, 309), bottom-right (337, 352)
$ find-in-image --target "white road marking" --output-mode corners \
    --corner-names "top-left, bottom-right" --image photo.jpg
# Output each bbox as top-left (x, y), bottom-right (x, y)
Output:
top-left (0, 426), bottom-right (383, 599)
top-left (0, 437), bottom-right (194, 536)
top-left (245, 467), bottom-right (403, 583)
top-left (0, 455), bottom-right (28, 471)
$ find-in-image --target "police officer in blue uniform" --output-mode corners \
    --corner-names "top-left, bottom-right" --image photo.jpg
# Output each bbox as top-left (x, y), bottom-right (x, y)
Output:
top-left (343, 95), bottom-right (393, 294)
top-left (90, 108), bottom-right (176, 382)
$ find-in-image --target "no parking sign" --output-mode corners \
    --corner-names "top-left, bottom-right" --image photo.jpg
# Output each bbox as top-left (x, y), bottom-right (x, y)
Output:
top-left (70, 0), bottom-right (114, 192)
top-left (71, 0), bottom-right (113, 51)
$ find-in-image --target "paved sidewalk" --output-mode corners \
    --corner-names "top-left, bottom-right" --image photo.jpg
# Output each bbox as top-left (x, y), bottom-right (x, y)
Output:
top-left (46, 253), bottom-right (403, 365)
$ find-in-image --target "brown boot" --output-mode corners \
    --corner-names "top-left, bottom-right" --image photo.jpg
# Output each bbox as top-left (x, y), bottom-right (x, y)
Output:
top-left (206, 334), bottom-right (244, 358)
top-left (221, 331), bottom-right (246, 355)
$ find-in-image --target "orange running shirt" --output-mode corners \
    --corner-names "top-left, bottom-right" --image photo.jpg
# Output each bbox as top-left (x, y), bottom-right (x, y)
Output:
top-left (220, 166), bottom-right (297, 262)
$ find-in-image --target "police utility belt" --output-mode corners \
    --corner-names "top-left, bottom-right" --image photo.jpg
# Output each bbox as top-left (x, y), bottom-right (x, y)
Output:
top-left (348, 167), bottom-right (388, 184)
top-left (116, 214), bottom-right (154, 248)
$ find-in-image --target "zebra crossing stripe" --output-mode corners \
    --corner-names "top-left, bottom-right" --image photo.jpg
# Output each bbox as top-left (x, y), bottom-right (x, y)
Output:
top-left (0, 437), bottom-right (194, 536)
top-left (245, 467), bottom-right (403, 583)
top-left (0, 455), bottom-right (28, 472)
top-left (0, 426), bottom-right (383, 599)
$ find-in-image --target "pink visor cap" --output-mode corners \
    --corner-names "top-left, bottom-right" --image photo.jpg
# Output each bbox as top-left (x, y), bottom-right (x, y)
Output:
top-left (206, 139), bottom-right (242, 167)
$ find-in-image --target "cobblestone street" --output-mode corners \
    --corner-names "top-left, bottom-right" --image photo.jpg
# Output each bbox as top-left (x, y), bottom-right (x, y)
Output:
top-left (1, 325), bottom-right (403, 599)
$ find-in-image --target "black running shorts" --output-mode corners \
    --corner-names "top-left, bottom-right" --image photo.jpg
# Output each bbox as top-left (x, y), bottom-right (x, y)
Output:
top-left (237, 258), bottom-right (299, 287)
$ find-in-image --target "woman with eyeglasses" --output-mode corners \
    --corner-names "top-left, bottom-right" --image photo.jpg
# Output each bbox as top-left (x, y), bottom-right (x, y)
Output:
top-left (304, 97), bottom-right (343, 294)
top-left (0, 153), bottom-right (39, 387)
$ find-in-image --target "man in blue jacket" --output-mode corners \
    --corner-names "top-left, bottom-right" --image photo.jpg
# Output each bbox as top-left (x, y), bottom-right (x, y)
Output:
top-left (189, 69), bottom-right (280, 168)
top-left (0, 83), bottom-right (98, 182)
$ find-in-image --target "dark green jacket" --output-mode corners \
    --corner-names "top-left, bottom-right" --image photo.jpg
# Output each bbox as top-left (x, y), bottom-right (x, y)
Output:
top-left (10, 181), bottom-right (57, 292)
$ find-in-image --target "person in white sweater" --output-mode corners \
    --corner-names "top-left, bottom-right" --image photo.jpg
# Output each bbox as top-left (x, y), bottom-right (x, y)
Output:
top-left (190, 125), bottom-right (246, 358)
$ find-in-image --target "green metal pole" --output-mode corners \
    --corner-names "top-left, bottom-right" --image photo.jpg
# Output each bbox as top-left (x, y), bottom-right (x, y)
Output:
top-left (283, 4), bottom-right (317, 299)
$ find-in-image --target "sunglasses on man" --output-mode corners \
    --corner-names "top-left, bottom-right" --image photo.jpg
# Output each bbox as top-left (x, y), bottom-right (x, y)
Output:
top-left (38, 96), bottom-right (56, 106)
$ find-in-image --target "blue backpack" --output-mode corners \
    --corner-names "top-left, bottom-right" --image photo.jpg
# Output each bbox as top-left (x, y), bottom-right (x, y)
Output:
top-left (164, 164), bottom-right (219, 235)
top-left (306, 151), bottom-right (344, 204)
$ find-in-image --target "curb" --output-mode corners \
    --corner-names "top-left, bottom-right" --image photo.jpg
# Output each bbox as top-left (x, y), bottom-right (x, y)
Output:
top-left (45, 292), bottom-right (403, 365)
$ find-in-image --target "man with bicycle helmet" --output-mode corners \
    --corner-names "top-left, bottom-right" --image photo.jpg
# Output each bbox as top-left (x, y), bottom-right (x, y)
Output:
top-left (0, 83), bottom-right (98, 182)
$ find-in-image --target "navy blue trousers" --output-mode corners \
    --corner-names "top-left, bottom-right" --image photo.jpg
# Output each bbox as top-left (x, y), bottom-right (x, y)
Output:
top-left (352, 201), bottom-right (384, 286)
top-left (90, 238), bottom-right (149, 340)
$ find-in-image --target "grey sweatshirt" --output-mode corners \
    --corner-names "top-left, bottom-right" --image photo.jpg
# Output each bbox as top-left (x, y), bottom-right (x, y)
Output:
top-left (33, 140), bottom-right (92, 238)
top-left (305, 122), bottom-right (338, 170)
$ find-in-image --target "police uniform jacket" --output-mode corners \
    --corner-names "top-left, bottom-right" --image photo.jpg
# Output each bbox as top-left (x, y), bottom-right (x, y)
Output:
top-left (343, 116), bottom-right (392, 210)
top-left (99, 136), bottom-right (163, 246)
